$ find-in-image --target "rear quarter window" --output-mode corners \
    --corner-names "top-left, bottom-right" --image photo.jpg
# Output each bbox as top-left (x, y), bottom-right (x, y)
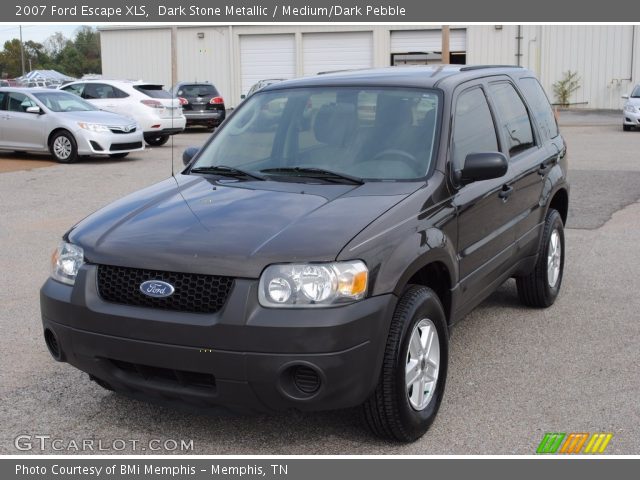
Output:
top-left (518, 77), bottom-right (559, 139)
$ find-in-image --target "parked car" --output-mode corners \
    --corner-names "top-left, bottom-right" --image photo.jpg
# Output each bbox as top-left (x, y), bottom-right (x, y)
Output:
top-left (0, 80), bottom-right (9, 87)
top-left (41, 66), bottom-right (569, 442)
top-left (244, 78), bottom-right (285, 99)
top-left (171, 82), bottom-right (225, 130)
top-left (0, 88), bottom-right (143, 162)
top-left (60, 80), bottom-right (186, 146)
top-left (622, 85), bottom-right (640, 130)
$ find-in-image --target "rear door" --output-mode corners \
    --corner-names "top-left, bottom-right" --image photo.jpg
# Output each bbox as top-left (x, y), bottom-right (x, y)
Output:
top-left (2, 92), bottom-right (46, 150)
top-left (486, 78), bottom-right (551, 258)
top-left (452, 82), bottom-right (518, 308)
top-left (80, 83), bottom-right (129, 115)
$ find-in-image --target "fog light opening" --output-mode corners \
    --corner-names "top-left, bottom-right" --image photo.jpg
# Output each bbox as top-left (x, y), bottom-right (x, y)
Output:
top-left (44, 328), bottom-right (63, 361)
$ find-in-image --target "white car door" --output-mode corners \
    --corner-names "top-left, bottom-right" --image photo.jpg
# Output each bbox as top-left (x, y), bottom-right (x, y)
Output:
top-left (82, 83), bottom-right (129, 117)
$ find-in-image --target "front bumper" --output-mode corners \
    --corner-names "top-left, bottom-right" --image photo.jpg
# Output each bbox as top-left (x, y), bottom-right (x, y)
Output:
top-left (623, 109), bottom-right (640, 125)
top-left (40, 267), bottom-right (396, 413)
top-left (75, 129), bottom-right (145, 156)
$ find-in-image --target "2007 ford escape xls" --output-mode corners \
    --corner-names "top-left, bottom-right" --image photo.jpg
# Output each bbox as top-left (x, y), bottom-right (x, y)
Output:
top-left (41, 66), bottom-right (569, 442)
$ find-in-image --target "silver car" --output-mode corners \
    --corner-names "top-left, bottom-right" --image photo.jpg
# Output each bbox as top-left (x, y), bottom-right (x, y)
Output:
top-left (0, 88), bottom-right (144, 163)
top-left (622, 85), bottom-right (640, 131)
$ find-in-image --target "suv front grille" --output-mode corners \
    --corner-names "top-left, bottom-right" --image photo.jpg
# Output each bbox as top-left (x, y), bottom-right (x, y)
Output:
top-left (96, 265), bottom-right (234, 314)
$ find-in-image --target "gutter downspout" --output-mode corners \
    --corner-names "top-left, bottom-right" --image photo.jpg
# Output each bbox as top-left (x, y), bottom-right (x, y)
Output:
top-left (516, 25), bottom-right (522, 66)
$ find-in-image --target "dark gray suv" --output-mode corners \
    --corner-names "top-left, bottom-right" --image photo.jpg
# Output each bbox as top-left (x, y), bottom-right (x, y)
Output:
top-left (40, 66), bottom-right (568, 442)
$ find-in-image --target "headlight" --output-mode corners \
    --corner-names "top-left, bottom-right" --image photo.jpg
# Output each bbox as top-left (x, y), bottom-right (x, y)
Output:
top-left (77, 122), bottom-right (110, 133)
top-left (258, 261), bottom-right (368, 308)
top-left (624, 104), bottom-right (637, 113)
top-left (51, 242), bottom-right (84, 285)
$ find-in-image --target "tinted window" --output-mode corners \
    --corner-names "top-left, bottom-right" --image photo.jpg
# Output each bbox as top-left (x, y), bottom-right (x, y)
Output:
top-left (134, 84), bottom-right (172, 99)
top-left (452, 87), bottom-right (499, 172)
top-left (192, 87), bottom-right (441, 181)
top-left (0, 91), bottom-right (6, 110)
top-left (82, 83), bottom-right (127, 100)
top-left (631, 85), bottom-right (640, 98)
top-left (489, 82), bottom-right (535, 157)
top-left (177, 84), bottom-right (219, 98)
top-left (7, 92), bottom-right (36, 112)
top-left (519, 77), bottom-right (559, 139)
top-left (62, 83), bottom-right (85, 97)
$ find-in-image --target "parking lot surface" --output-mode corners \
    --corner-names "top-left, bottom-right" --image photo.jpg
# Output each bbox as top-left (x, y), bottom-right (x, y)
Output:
top-left (1, 117), bottom-right (639, 454)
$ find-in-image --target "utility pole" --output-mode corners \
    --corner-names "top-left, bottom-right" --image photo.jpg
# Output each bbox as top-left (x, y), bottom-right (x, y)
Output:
top-left (170, 26), bottom-right (178, 89)
top-left (19, 25), bottom-right (26, 76)
top-left (441, 25), bottom-right (450, 64)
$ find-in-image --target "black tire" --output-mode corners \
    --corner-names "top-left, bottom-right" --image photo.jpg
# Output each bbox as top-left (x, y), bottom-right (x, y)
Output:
top-left (109, 152), bottom-right (129, 159)
top-left (144, 134), bottom-right (170, 147)
top-left (623, 124), bottom-right (632, 131)
top-left (49, 131), bottom-right (78, 163)
top-left (362, 285), bottom-right (448, 442)
top-left (516, 208), bottom-right (565, 308)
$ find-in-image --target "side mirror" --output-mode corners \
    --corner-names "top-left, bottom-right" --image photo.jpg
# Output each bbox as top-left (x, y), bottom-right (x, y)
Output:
top-left (459, 152), bottom-right (508, 185)
top-left (622, 94), bottom-right (629, 99)
top-left (182, 146), bottom-right (200, 166)
top-left (240, 94), bottom-right (246, 100)
top-left (26, 106), bottom-right (41, 114)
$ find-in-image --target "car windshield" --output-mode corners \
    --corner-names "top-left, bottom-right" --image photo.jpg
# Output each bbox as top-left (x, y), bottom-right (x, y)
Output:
top-left (190, 86), bottom-right (440, 181)
top-left (177, 84), bottom-right (218, 97)
top-left (631, 86), bottom-right (640, 98)
top-left (33, 91), bottom-right (97, 112)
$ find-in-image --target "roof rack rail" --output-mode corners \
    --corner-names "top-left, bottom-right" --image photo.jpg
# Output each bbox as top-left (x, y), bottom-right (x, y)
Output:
top-left (459, 65), bottom-right (524, 71)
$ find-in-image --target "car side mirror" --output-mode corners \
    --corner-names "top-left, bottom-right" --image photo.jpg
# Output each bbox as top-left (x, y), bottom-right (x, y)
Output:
top-left (622, 94), bottom-right (629, 99)
top-left (459, 152), bottom-right (508, 185)
top-left (240, 94), bottom-right (246, 100)
top-left (26, 106), bottom-right (41, 114)
top-left (183, 147), bottom-right (200, 166)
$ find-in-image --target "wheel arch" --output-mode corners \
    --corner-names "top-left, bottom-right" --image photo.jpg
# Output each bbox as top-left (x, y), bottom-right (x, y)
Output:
top-left (548, 187), bottom-right (569, 225)
top-left (47, 128), bottom-right (75, 148)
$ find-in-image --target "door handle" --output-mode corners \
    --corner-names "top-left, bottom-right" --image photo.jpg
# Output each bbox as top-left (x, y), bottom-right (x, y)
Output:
top-left (499, 184), bottom-right (514, 200)
top-left (538, 156), bottom-right (558, 176)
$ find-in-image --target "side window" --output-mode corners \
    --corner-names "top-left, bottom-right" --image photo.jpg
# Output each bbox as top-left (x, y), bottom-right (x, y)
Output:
top-left (0, 92), bottom-right (6, 110)
top-left (7, 93), bottom-right (36, 112)
top-left (518, 77), bottom-right (559, 139)
top-left (452, 87), bottom-right (499, 172)
top-left (62, 83), bottom-right (84, 97)
top-left (488, 82), bottom-right (535, 157)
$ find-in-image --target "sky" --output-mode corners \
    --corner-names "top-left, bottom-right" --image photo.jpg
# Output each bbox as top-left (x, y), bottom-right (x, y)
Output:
top-left (0, 24), bottom-right (84, 46)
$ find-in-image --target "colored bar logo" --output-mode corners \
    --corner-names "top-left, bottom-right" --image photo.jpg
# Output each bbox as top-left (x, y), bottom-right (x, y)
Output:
top-left (537, 432), bottom-right (613, 454)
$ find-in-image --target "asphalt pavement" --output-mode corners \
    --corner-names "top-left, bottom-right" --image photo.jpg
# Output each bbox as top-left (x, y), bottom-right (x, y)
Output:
top-left (0, 116), bottom-right (639, 455)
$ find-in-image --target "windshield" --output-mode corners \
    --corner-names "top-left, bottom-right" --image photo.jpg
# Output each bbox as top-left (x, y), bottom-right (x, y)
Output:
top-left (190, 87), bottom-right (440, 181)
top-left (631, 86), bottom-right (640, 98)
top-left (33, 91), bottom-right (97, 112)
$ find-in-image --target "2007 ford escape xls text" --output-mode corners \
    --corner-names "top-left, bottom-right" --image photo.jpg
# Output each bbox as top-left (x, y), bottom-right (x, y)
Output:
top-left (41, 66), bottom-right (569, 442)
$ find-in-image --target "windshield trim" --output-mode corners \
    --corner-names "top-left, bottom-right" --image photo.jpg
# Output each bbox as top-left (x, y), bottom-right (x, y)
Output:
top-left (185, 85), bottom-right (443, 184)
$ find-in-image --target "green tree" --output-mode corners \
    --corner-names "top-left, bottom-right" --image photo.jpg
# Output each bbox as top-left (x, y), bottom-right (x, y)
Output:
top-left (553, 71), bottom-right (581, 107)
top-left (0, 39), bottom-right (26, 77)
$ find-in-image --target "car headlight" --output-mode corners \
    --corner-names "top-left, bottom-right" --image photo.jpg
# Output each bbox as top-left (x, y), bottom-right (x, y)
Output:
top-left (258, 261), bottom-right (368, 308)
top-left (624, 104), bottom-right (637, 113)
top-left (77, 122), bottom-right (110, 133)
top-left (51, 242), bottom-right (84, 285)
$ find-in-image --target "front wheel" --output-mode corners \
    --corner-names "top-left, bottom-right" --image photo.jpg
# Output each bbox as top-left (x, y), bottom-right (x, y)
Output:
top-left (144, 134), bottom-right (170, 147)
top-left (362, 285), bottom-right (448, 442)
top-left (49, 131), bottom-right (78, 163)
top-left (516, 208), bottom-right (565, 307)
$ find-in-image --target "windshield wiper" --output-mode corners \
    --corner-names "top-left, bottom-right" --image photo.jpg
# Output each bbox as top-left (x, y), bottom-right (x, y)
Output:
top-left (190, 165), bottom-right (266, 181)
top-left (260, 167), bottom-right (364, 185)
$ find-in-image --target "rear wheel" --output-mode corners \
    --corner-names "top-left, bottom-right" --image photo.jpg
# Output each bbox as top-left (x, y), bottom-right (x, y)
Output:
top-left (362, 285), bottom-right (448, 442)
top-left (516, 208), bottom-right (565, 307)
top-left (109, 152), bottom-right (129, 159)
top-left (49, 131), bottom-right (78, 163)
top-left (144, 134), bottom-right (170, 147)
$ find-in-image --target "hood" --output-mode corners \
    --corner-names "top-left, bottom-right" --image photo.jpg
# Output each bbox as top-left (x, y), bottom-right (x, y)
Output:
top-left (62, 110), bottom-right (136, 126)
top-left (68, 175), bottom-right (419, 278)
top-left (625, 97), bottom-right (640, 107)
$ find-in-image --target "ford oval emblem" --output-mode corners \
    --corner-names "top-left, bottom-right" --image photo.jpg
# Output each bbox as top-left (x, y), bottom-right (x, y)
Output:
top-left (139, 280), bottom-right (175, 298)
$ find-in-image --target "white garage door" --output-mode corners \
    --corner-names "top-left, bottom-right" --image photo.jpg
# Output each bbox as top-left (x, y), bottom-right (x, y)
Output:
top-left (240, 34), bottom-right (295, 95)
top-left (390, 29), bottom-right (467, 53)
top-left (303, 32), bottom-right (373, 76)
